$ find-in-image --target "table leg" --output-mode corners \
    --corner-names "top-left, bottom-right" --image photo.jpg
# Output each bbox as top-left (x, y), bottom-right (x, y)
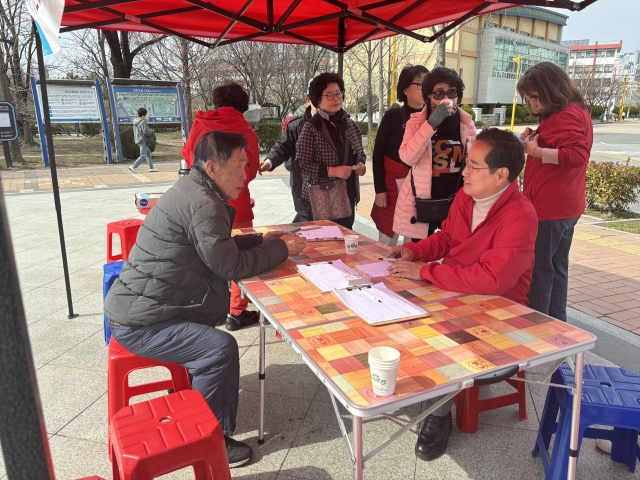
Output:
top-left (353, 415), bottom-right (363, 480)
top-left (567, 351), bottom-right (584, 479)
top-left (258, 312), bottom-right (266, 445)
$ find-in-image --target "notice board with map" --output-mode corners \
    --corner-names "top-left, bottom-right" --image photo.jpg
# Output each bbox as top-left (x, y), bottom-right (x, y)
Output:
top-left (112, 86), bottom-right (181, 123)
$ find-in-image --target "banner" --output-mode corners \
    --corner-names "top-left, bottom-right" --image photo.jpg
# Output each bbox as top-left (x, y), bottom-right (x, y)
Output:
top-left (26, 0), bottom-right (64, 56)
top-left (111, 86), bottom-right (181, 123)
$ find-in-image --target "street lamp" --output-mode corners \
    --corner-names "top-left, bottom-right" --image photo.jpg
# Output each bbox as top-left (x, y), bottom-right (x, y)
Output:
top-left (510, 51), bottom-right (538, 131)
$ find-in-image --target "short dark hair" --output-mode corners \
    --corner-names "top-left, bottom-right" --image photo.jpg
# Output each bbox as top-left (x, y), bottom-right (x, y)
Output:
top-left (517, 62), bottom-right (586, 119)
top-left (308, 72), bottom-right (345, 108)
top-left (422, 67), bottom-right (465, 105)
top-left (193, 130), bottom-right (247, 169)
top-left (213, 83), bottom-right (250, 113)
top-left (137, 108), bottom-right (147, 117)
top-left (475, 128), bottom-right (525, 182)
top-left (396, 65), bottom-right (429, 103)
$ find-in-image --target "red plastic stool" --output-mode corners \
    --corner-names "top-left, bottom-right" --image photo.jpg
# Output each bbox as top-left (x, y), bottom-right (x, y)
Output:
top-left (111, 390), bottom-right (231, 480)
top-left (107, 219), bottom-right (144, 262)
top-left (108, 338), bottom-right (191, 457)
top-left (454, 370), bottom-right (527, 433)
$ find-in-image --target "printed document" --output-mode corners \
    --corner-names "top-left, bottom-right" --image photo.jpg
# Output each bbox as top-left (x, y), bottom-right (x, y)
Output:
top-left (297, 259), bottom-right (358, 292)
top-left (298, 226), bottom-right (344, 241)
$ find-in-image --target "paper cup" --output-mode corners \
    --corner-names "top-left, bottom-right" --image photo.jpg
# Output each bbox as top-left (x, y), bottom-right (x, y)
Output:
top-left (443, 99), bottom-right (453, 107)
top-left (368, 346), bottom-right (401, 396)
top-left (344, 234), bottom-right (359, 254)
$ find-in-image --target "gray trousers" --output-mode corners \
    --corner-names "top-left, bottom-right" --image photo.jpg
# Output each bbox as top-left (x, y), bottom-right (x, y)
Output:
top-left (426, 395), bottom-right (454, 417)
top-left (111, 317), bottom-right (239, 436)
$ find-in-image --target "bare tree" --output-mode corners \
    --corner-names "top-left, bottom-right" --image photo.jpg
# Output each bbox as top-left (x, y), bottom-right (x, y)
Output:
top-left (428, 20), bottom-right (474, 67)
top-left (102, 31), bottom-right (167, 79)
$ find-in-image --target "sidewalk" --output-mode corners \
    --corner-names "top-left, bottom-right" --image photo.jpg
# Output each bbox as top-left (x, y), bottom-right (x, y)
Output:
top-left (2, 160), bottom-right (639, 336)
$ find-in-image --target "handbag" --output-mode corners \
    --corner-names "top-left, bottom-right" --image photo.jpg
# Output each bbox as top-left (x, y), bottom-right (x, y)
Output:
top-left (137, 122), bottom-right (157, 153)
top-left (410, 140), bottom-right (466, 225)
top-left (307, 125), bottom-right (353, 221)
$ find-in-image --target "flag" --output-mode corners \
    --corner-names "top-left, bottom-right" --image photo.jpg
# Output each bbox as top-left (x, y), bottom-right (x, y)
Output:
top-left (25, 0), bottom-right (64, 56)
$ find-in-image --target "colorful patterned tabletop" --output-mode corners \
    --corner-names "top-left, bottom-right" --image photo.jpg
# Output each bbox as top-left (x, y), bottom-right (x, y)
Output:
top-left (238, 222), bottom-right (596, 409)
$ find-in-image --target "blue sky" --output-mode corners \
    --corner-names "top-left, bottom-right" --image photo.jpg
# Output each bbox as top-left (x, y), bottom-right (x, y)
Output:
top-left (550, 1), bottom-right (640, 52)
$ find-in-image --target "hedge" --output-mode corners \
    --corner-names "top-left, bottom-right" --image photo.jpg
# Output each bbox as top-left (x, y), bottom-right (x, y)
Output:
top-left (256, 122), bottom-right (282, 153)
top-left (506, 104), bottom-right (527, 122)
top-left (355, 121), bottom-right (377, 136)
top-left (366, 128), bottom-right (377, 157)
top-left (586, 160), bottom-right (640, 212)
top-left (119, 126), bottom-right (140, 160)
top-left (460, 104), bottom-right (475, 121)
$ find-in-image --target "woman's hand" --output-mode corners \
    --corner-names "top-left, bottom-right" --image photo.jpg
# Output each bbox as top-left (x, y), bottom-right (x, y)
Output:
top-left (353, 162), bottom-right (366, 176)
top-left (523, 132), bottom-right (539, 157)
top-left (375, 192), bottom-right (388, 208)
top-left (329, 166), bottom-right (352, 179)
top-left (427, 103), bottom-right (452, 130)
top-left (520, 127), bottom-right (534, 141)
top-left (388, 260), bottom-right (426, 280)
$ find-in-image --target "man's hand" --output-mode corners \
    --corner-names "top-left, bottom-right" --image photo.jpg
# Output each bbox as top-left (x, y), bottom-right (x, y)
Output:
top-left (282, 235), bottom-right (306, 256)
top-left (262, 230), bottom-right (288, 243)
top-left (354, 162), bottom-right (366, 176)
top-left (388, 260), bottom-right (426, 280)
top-left (258, 161), bottom-right (271, 175)
top-left (329, 165), bottom-right (352, 179)
top-left (375, 192), bottom-right (388, 208)
top-left (386, 245), bottom-right (414, 261)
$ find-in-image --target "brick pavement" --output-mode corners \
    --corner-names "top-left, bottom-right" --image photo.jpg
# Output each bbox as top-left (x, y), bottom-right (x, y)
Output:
top-left (2, 160), bottom-right (639, 335)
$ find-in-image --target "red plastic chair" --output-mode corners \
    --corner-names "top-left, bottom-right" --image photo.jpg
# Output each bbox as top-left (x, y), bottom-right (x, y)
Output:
top-left (107, 219), bottom-right (144, 262)
top-left (454, 370), bottom-right (527, 433)
top-left (111, 390), bottom-right (231, 480)
top-left (108, 338), bottom-right (191, 458)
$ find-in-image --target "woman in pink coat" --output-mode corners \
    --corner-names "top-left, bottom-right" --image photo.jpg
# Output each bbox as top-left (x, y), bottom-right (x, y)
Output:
top-left (394, 67), bottom-right (476, 240)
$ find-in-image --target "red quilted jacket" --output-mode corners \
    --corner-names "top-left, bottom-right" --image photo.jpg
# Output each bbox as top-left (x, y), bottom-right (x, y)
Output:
top-left (181, 107), bottom-right (259, 224)
top-left (404, 181), bottom-right (538, 305)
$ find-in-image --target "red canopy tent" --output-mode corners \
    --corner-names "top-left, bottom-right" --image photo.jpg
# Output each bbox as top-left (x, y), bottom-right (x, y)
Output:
top-left (0, 0), bottom-right (600, 478)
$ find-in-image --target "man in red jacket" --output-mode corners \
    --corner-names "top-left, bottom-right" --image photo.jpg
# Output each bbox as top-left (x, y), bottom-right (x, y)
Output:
top-left (181, 83), bottom-right (260, 331)
top-left (387, 128), bottom-right (538, 462)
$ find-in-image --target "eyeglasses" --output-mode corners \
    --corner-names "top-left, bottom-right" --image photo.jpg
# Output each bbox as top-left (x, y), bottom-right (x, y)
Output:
top-left (431, 88), bottom-right (458, 100)
top-left (463, 163), bottom-right (491, 173)
top-left (322, 91), bottom-right (343, 101)
top-left (410, 82), bottom-right (422, 88)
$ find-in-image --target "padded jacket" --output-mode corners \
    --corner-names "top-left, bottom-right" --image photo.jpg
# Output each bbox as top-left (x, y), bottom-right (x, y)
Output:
top-left (104, 168), bottom-right (289, 327)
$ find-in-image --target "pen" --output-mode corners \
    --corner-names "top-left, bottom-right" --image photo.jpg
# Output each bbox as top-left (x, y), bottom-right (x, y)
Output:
top-left (360, 288), bottom-right (382, 303)
top-left (378, 257), bottom-right (396, 263)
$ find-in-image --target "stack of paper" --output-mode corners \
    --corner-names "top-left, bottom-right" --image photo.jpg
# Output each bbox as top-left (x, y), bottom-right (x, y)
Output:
top-left (297, 226), bottom-right (344, 241)
top-left (296, 260), bottom-right (357, 292)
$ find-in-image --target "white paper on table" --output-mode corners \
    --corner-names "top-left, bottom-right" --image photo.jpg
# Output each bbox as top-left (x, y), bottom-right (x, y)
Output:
top-left (332, 282), bottom-right (428, 325)
top-left (296, 259), bottom-right (358, 292)
top-left (355, 260), bottom-right (394, 278)
top-left (297, 226), bottom-right (344, 241)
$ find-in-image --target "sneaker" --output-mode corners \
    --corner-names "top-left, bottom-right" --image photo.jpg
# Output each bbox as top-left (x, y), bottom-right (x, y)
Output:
top-left (128, 165), bottom-right (136, 173)
top-left (225, 435), bottom-right (252, 468)
top-left (149, 168), bottom-right (159, 172)
top-left (226, 310), bottom-right (259, 331)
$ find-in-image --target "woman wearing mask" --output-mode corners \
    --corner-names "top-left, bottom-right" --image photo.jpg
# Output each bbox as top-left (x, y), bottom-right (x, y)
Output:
top-left (371, 65), bottom-right (429, 246)
top-left (394, 67), bottom-right (476, 240)
top-left (518, 62), bottom-right (593, 322)
top-left (296, 72), bottom-right (366, 229)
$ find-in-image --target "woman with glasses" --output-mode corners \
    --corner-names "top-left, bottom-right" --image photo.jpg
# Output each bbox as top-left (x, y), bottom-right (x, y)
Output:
top-left (371, 65), bottom-right (429, 246)
top-left (296, 72), bottom-right (366, 229)
top-left (518, 62), bottom-right (593, 322)
top-left (393, 67), bottom-right (476, 240)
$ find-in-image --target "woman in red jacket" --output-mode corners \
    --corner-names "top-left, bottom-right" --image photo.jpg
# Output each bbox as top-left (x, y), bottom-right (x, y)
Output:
top-left (518, 62), bottom-right (593, 321)
top-left (181, 83), bottom-right (260, 331)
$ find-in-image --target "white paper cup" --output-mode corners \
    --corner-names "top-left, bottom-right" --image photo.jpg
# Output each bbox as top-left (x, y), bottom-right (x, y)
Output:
top-left (368, 346), bottom-right (401, 396)
top-left (344, 234), bottom-right (359, 254)
top-left (443, 99), bottom-right (453, 107)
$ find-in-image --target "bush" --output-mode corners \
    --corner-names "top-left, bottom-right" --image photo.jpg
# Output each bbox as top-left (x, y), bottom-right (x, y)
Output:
top-left (586, 160), bottom-right (640, 212)
top-left (612, 106), bottom-right (620, 115)
top-left (80, 123), bottom-right (102, 136)
top-left (522, 115), bottom-right (539, 124)
top-left (119, 126), bottom-right (140, 160)
top-left (630, 106), bottom-right (640, 117)
top-left (589, 105), bottom-right (603, 118)
top-left (506, 104), bottom-right (527, 122)
top-left (460, 104), bottom-right (475, 121)
top-left (255, 121), bottom-right (282, 152)
top-left (366, 128), bottom-right (377, 157)
top-left (355, 121), bottom-right (377, 136)
top-left (474, 120), bottom-right (486, 127)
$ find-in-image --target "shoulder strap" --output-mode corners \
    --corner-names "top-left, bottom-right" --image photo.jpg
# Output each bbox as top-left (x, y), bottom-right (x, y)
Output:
top-left (342, 127), bottom-right (350, 166)
top-left (400, 106), bottom-right (408, 129)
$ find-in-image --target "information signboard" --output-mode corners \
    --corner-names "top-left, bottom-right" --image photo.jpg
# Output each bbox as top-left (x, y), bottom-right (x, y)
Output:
top-left (36, 85), bottom-right (102, 123)
top-left (0, 102), bottom-right (19, 141)
top-left (112, 86), bottom-right (180, 123)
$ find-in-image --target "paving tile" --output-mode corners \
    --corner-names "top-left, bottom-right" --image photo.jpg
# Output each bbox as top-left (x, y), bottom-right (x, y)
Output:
top-left (27, 317), bottom-right (102, 367)
top-left (605, 310), bottom-right (640, 322)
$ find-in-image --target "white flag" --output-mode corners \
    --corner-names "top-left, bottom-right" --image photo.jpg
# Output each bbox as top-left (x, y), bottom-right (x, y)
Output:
top-left (25, 0), bottom-right (64, 56)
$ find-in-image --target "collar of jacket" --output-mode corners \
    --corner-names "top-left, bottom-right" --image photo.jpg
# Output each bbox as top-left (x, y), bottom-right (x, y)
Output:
top-left (317, 107), bottom-right (348, 124)
top-left (189, 166), bottom-right (236, 221)
top-left (462, 180), bottom-right (521, 230)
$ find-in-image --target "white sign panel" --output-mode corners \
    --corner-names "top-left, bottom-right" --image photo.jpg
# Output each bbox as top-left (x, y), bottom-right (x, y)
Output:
top-left (37, 85), bottom-right (102, 123)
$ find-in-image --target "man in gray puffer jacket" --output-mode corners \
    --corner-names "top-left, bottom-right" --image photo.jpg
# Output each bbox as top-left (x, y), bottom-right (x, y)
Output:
top-left (105, 130), bottom-right (306, 468)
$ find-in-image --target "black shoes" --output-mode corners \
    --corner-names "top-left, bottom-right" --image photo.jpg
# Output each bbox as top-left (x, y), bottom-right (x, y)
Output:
top-left (226, 310), bottom-right (259, 331)
top-left (225, 435), bottom-right (253, 468)
top-left (415, 412), bottom-right (453, 461)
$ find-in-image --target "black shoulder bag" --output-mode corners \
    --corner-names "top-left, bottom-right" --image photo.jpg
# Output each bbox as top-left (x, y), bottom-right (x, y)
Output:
top-left (409, 139), bottom-right (466, 225)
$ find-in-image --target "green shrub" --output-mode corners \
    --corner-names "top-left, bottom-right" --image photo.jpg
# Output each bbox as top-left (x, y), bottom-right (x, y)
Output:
top-left (506, 104), bottom-right (527, 122)
top-left (586, 160), bottom-right (640, 212)
top-left (80, 123), bottom-right (102, 136)
top-left (589, 105), bottom-right (603, 118)
top-left (255, 122), bottom-right (282, 152)
top-left (460, 104), bottom-right (475, 121)
top-left (474, 120), bottom-right (486, 127)
top-left (629, 106), bottom-right (639, 117)
top-left (355, 121), bottom-right (377, 136)
top-left (522, 115), bottom-right (539, 124)
top-left (119, 126), bottom-right (140, 160)
top-left (366, 128), bottom-right (377, 157)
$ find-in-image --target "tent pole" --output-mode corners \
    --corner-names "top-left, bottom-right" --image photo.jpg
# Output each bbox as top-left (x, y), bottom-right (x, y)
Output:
top-left (337, 17), bottom-right (345, 77)
top-left (34, 23), bottom-right (78, 320)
